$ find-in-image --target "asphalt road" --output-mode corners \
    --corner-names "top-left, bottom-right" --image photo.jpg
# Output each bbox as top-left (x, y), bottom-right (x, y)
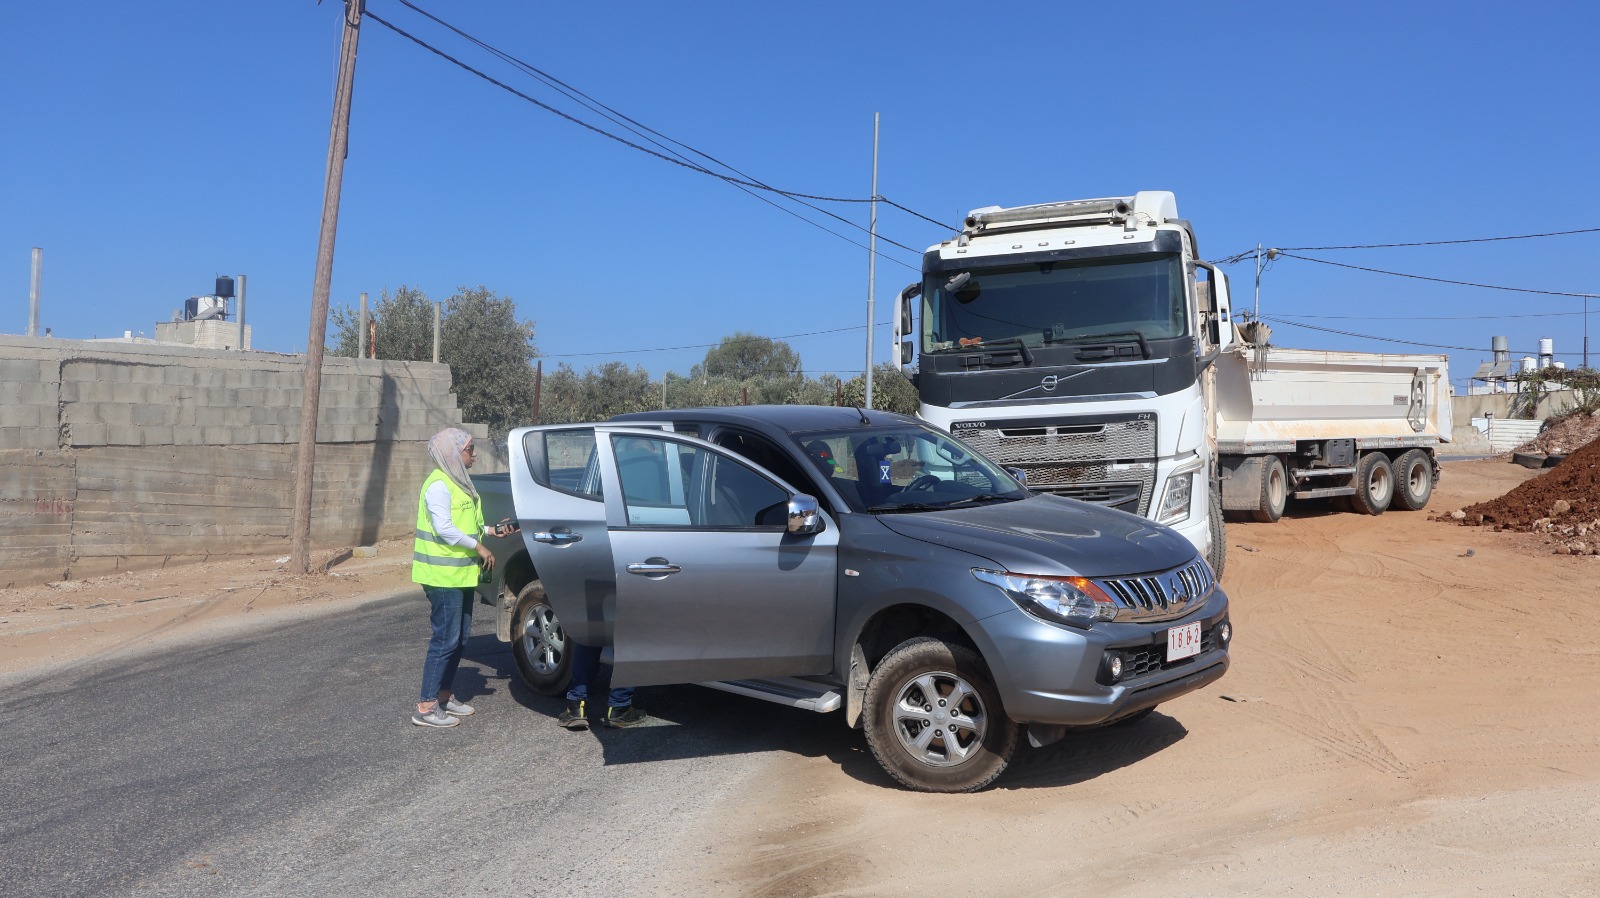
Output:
top-left (1, 591), bottom-right (869, 897)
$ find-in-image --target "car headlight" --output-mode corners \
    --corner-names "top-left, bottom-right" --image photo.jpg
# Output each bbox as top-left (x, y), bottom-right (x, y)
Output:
top-left (1155, 457), bottom-right (1206, 525)
top-left (971, 568), bottom-right (1117, 628)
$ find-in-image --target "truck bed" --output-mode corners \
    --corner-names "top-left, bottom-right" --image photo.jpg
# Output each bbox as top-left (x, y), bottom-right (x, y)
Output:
top-left (1213, 346), bottom-right (1451, 453)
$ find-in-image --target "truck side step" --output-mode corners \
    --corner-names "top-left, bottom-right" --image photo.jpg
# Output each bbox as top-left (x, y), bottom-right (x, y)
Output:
top-left (700, 677), bottom-right (842, 713)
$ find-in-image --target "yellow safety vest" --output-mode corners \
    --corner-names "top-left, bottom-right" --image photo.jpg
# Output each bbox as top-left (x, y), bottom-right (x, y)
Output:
top-left (412, 469), bottom-right (486, 587)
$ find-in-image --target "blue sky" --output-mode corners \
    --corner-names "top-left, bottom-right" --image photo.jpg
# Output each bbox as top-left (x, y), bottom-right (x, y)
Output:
top-left (4, 1), bottom-right (1598, 387)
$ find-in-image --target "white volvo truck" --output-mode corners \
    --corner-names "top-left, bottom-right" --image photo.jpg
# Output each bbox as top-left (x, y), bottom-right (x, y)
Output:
top-left (894, 191), bottom-right (1451, 576)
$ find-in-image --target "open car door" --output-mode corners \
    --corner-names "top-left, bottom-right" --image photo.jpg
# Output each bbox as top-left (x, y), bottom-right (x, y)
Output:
top-left (510, 424), bottom-right (838, 687)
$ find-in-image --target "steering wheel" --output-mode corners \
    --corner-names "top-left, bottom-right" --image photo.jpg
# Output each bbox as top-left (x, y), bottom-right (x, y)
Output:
top-left (906, 474), bottom-right (943, 492)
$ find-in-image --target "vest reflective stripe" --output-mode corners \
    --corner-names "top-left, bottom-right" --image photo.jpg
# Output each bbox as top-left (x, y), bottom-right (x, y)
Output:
top-left (412, 470), bottom-right (485, 587)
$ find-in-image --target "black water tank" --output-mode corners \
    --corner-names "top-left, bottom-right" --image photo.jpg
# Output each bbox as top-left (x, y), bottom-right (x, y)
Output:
top-left (215, 276), bottom-right (235, 298)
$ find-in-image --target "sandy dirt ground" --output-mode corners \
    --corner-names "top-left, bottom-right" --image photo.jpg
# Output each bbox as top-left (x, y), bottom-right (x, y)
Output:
top-left (670, 459), bottom-right (1600, 897)
top-left (5, 459), bottom-right (1599, 896)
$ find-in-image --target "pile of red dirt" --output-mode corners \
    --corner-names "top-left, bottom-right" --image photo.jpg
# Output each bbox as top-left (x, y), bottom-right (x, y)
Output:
top-left (1438, 434), bottom-right (1600, 554)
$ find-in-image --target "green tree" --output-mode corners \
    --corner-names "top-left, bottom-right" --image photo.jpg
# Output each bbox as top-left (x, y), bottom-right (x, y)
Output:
top-left (840, 364), bottom-right (920, 414)
top-left (330, 285), bottom-right (538, 439)
top-left (692, 332), bottom-right (803, 382)
top-left (329, 286), bottom-right (434, 361)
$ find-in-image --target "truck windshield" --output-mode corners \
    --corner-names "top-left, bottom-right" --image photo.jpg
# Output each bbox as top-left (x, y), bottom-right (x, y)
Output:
top-left (923, 252), bottom-right (1186, 354)
top-left (792, 425), bottom-right (1028, 513)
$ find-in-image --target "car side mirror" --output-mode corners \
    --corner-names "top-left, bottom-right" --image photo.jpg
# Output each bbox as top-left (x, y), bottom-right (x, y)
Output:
top-left (1006, 467), bottom-right (1028, 485)
top-left (787, 494), bottom-right (825, 535)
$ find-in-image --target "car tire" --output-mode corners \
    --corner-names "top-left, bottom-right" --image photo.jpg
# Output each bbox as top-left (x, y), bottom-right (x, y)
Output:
top-left (1251, 455), bottom-right (1288, 524)
top-left (862, 637), bottom-right (1018, 793)
top-left (1349, 452), bottom-right (1394, 516)
top-left (511, 581), bottom-right (571, 696)
top-left (1392, 449), bottom-right (1434, 511)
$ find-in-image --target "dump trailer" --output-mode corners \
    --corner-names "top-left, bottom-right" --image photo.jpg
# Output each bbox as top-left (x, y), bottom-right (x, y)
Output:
top-left (1214, 345), bottom-right (1451, 522)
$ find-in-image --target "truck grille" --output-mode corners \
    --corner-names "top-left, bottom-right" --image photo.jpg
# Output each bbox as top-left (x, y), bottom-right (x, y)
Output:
top-left (953, 415), bottom-right (1157, 515)
top-left (1099, 558), bottom-right (1214, 622)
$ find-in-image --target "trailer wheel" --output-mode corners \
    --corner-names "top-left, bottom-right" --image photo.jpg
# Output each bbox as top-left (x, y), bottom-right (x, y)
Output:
top-left (862, 637), bottom-right (1018, 793)
top-left (1349, 452), bottom-right (1394, 516)
top-left (511, 581), bottom-right (572, 696)
top-left (1251, 456), bottom-right (1288, 523)
top-left (1392, 449), bottom-right (1434, 511)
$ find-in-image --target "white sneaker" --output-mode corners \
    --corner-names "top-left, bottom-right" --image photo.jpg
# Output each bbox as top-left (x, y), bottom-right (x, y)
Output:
top-left (411, 705), bottom-right (459, 728)
top-left (441, 697), bottom-right (476, 717)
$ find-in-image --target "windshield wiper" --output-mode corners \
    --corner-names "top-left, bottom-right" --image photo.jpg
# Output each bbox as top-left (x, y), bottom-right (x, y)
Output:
top-left (1048, 330), bottom-right (1150, 360)
top-left (959, 337), bottom-right (1034, 366)
top-left (865, 501), bottom-right (946, 514)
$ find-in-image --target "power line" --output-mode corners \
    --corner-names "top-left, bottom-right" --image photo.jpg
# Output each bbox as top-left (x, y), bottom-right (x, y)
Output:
top-left (1272, 252), bottom-right (1599, 299)
top-left (1260, 310), bottom-right (1585, 322)
top-left (365, 3), bottom-right (951, 266)
top-left (1263, 315), bottom-right (1584, 357)
top-left (1278, 227), bottom-right (1600, 251)
top-left (542, 321), bottom-right (894, 359)
top-left (390, 0), bottom-right (949, 253)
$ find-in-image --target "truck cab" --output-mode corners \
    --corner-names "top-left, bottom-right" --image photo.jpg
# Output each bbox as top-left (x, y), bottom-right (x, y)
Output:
top-left (482, 405), bottom-right (1231, 792)
top-left (895, 192), bottom-right (1233, 574)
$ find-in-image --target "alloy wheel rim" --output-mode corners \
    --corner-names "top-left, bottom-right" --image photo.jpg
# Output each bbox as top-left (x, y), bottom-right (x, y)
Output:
top-left (521, 603), bottom-right (565, 675)
top-left (891, 670), bottom-right (986, 767)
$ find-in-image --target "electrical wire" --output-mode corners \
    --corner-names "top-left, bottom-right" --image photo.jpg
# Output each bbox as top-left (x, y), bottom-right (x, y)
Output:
top-left (1262, 315), bottom-right (1585, 357)
top-left (1277, 227), bottom-right (1600, 251)
top-left (1271, 252), bottom-right (1598, 299)
top-left (390, 0), bottom-right (950, 251)
top-left (365, 4), bottom-right (951, 266)
top-left (541, 322), bottom-right (895, 359)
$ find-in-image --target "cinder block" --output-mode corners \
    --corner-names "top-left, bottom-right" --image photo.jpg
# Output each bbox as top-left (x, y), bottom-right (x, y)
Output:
top-left (105, 426), bottom-right (146, 446)
top-left (131, 403), bottom-right (177, 426)
top-left (127, 365), bottom-right (165, 385)
top-left (0, 359), bottom-right (42, 382)
top-left (172, 425), bottom-right (205, 446)
top-left (0, 405), bottom-right (51, 428)
top-left (201, 425), bottom-right (238, 444)
top-left (10, 382), bottom-right (57, 405)
top-left (139, 426), bottom-right (175, 446)
top-left (67, 423), bottom-right (106, 446)
top-left (164, 367), bottom-right (197, 387)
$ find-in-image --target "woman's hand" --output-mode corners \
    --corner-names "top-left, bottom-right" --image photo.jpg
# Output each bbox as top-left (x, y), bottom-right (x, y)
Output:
top-left (476, 543), bottom-right (495, 571)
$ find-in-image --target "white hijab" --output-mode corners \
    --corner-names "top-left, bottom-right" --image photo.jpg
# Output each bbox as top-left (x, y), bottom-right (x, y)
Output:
top-left (427, 427), bottom-right (478, 500)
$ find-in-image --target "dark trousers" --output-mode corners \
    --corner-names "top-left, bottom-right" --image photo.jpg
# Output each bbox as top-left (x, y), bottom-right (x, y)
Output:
top-left (565, 642), bottom-right (634, 708)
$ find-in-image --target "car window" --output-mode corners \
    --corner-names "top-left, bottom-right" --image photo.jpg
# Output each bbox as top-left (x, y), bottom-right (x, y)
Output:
top-left (793, 425), bottom-right (1025, 512)
top-left (529, 429), bottom-right (604, 501)
top-left (611, 434), bottom-right (788, 529)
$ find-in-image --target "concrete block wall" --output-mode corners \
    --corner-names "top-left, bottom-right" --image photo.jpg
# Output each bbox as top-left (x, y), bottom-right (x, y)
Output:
top-left (0, 335), bottom-right (500, 587)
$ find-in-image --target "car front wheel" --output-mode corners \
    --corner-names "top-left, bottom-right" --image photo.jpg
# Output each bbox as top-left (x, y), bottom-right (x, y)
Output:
top-left (511, 581), bottom-right (571, 696)
top-left (861, 637), bottom-right (1018, 793)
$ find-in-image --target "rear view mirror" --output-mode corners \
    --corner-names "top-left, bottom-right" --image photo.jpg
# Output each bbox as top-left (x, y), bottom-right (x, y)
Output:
top-left (1006, 467), bottom-right (1028, 485)
top-left (787, 495), bottom-right (825, 535)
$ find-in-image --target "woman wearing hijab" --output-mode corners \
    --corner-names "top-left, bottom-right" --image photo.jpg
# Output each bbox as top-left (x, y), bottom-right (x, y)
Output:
top-left (411, 427), bottom-right (515, 728)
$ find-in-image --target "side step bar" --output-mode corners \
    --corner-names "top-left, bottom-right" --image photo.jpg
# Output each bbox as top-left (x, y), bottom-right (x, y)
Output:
top-left (699, 677), bottom-right (842, 713)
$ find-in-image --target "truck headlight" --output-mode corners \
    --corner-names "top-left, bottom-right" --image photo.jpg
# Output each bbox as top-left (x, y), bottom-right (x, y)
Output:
top-left (972, 568), bottom-right (1117, 628)
top-left (1155, 457), bottom-right (1206, 525)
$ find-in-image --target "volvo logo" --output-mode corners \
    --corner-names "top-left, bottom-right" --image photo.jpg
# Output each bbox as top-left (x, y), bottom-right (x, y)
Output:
top-left (1040, 375), bottom-right (1060, 392)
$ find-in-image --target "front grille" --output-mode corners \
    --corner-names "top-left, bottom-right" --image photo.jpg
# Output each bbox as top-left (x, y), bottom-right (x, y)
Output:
top-left (955, 415), bottom-right (1157, 515)
top-left (1035, 480), bottom-right (1143, 512)
top-left (1100, 558), bottom-right (1215, 622)
top-left (1119, 623), bottom-right (1223, 679)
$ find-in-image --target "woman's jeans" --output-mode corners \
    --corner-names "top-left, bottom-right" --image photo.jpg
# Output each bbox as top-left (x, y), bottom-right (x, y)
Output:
top-left (420, 584), bottom-right (472, 704)
top-left (565, 641), bottom-right (635, 709)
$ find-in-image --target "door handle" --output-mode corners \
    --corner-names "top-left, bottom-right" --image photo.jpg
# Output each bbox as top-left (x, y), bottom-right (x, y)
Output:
top-left (531, 530), bottom-right (583, 545)
top-left (626, 560), bottom-right (681, 577)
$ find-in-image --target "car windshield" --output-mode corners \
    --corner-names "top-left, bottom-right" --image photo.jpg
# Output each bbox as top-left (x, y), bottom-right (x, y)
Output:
top-left (792, 425), bottom-right (1028, 513)
top-left (922, 252), bottom-right (1186, 353)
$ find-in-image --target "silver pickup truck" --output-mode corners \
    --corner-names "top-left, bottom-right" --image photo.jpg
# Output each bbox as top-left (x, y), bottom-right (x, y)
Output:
top-left (474, 405), bottom-right (1230, 792)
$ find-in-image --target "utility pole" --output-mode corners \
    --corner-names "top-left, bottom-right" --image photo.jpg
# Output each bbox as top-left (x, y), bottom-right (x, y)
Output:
top-left (357, 292), bottom-right (368, 359)
top-left (28, 248), bottom-right (42, 337)
top-left (290, 0), bottom-right (363, 574)
top-left (235, 274), bottom-right (247, 351)
top-left (432, 301), bottom-right (441, 363)
top-left (864, 113), bottom-right (880, 409)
